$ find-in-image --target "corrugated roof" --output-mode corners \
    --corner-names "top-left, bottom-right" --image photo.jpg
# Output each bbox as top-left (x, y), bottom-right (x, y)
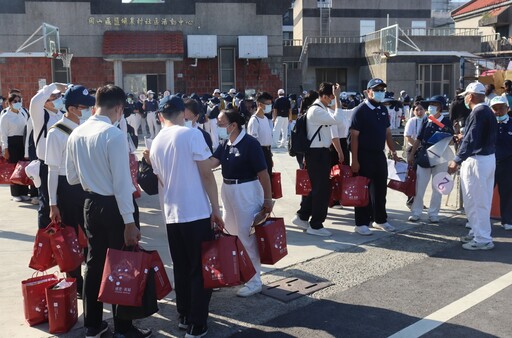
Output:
top-left (102, 31), bottom-right (184, 56)
top-left (452, 0), bottom-right (509, 17)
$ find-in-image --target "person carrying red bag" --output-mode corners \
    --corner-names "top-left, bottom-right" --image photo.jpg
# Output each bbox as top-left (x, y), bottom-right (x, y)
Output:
top-left (66, 85), bottom-right (151, 338)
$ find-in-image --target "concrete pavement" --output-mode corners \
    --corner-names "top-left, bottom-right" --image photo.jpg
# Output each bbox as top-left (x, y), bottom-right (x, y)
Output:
top-left (0, 146), bottom-right (464, 337)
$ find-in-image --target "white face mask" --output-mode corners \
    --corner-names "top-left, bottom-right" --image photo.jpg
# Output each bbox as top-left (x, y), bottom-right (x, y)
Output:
top-left (12, 102), bottom-right (22, 111)
top-left (427, 105), bottom-right (438, 115)
top-left (52, 97), bottom-right (64, 110)
top-left (184, 120), bottom-right (193, 128)
top-left (264, 104), bottom-right (272, 114)
top-left (330, 99), bottom-right (336, 107)
top-left (80, 108), bottom-right (92, 122)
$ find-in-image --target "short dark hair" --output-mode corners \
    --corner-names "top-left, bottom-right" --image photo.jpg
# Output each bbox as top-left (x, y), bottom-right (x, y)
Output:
top-left (7, 93), bottom-right (21, 104)
top-left (9, 88), bottom-right (21, 95)
top-left (221, 109), bottom-right (245, 130)
top-left (184, 98), bottom-right (201, 116)
top-left (256, 92), bottom-right (273, 103)
top-left (96, 85), bottom-right (126, 109)
top-left (318, 82), bottom-right (334, 97)
top-left (299, 90), bottom-right (319, 115)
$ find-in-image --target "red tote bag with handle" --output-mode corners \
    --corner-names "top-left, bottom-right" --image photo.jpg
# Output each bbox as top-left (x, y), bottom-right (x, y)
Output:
top-left (49, 224), bottom-right (84, 273)
top-left (0, 159), bottom-right (16, 184)
top-left (295, 168), bottom-right (311, 196)
top-left (234, 237), bottom-right (256, 283)
top-left (144, 249), bottom-right (172, 300)
top-left (271, 172), bottom-right (283, 199)
top-left (21, 273), bottom-right (59, 326)
top-left (341, 175), bottom-right (370, 207)
top-left (45, 278), bottom-right (78, 334)
top-left (9, 160), bottom-right (33, 186)
top-left (201, 234), bottom-right (241, 289)
top-left (29, 224), bottom-right (57, 272)
top-left (255, 217), bottom-right (288, 265)
top-left (388, 165), bottom-right (416, 197)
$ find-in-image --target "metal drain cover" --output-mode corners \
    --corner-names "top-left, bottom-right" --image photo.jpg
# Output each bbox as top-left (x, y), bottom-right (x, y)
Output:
top-left (261, 277), bottom-right (333, 302)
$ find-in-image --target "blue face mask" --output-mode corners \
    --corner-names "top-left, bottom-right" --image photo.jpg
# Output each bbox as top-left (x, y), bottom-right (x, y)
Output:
top-left (427, 105), bottom-right (437, 116)
top-left (373, 91), bottom-right (385, 102)
top-left (497, 114), bottom-right (509, 122)
top-left (217, 127), bottom-right (228, 139)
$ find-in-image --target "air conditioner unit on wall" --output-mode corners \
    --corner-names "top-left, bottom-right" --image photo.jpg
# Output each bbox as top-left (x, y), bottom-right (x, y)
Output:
top-left (187, 35), bottom-right (217, 58)
top-left (238, 36), bottom-right (268, 59)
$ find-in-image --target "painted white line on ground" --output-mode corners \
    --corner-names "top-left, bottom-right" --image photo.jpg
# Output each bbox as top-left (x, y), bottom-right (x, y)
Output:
top-left (389, 270), bottom-right (512, 338)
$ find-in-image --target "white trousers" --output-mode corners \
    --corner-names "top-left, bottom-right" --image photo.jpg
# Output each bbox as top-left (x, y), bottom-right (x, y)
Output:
top-left (461, 155), bottom-right (495, 243)
top-left (389, 110), bottom-right (397, 129)
top-left (221, 180), bottom-right (263, 287)
top-left (207, 119), bottom-right (219, 150)
top-left (273, 116), bottom-right (288, 147)
top-left (411, 163), bottom-right (448, 217)
top-left (126, 114), bottom-right (141, 136)
top-left (146, 111), bottom-right (161, 138)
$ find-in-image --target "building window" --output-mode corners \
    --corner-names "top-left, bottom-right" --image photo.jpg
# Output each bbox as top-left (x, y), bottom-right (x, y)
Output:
top-left (219, 47), bottom-right (235, 92)
top-left (417, 64), bottom-right (453, 99)
top-left (315, 68), bottom-right (347, 90)
top-left (360, 20), bottom-right (375, 42)
top-left (52, 48), bottom-right (70, 83)
top-left (411, 21), bottom-right (427, 36)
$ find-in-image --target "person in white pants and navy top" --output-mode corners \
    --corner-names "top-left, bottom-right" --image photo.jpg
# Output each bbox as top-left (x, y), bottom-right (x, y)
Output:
top-left (144, 90), bottom-right (160, 138)
top-left (209, 109), bottom-right (273, 298)
top-left (449, 81), bottom-right (498, 250)
top-left (272, 89), bottom-right (291, 148)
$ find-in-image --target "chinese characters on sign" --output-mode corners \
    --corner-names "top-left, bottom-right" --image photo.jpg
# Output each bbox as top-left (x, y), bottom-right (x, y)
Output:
top-left (88, 17), bottom-right (194, 26)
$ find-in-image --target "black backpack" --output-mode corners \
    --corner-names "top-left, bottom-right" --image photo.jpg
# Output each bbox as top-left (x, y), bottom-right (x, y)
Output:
top-left (288, 103), bottom-right (323, 157)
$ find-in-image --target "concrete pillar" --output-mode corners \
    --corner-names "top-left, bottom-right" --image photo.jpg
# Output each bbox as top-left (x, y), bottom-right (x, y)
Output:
top-left (166, 60), bottom-right (175, 93)
top-left (113, 60), bottom-right (123, 87)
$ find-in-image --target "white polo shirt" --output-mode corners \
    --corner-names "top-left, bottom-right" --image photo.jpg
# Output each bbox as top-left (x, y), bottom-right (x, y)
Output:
top-left (247, 114), bottom-right (273, 146)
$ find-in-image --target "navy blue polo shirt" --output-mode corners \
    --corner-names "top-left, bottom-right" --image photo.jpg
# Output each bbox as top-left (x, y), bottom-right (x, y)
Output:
top-left (212, 132), bottom-right (267, 179)
top-left (454, 104), bottom-right (497, 164)
top-left (496, 117), bottom-right (512, 161)
top-left (417, 115), bottom-right (454, 146)
top-left (144, 99), bottom-right (158, 112)
top-left (349, 100), bottom-right (390, 152)
top-left (273, 97), bottom-right (291, 117)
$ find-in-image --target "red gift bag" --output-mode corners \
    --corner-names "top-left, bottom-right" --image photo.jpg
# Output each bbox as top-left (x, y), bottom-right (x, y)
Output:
top-left (388, 166), bottom-right (416, 197)
top-left (295, 169), bottom-right (311, 196)
top-left (255, 217), bottom-right (288, 265)
top-left (146, 250), bottom-right (172, 300)
top-left (45, 278), bottom-right (78, 334)
top-left (29, 225), bottom-right (57, 272)
top-left (10, 160), bottom-right (33, 186)
top-left (98, 247), bottom-right (151, 306)
top-left (234, 237), bottom-right (256, 283)
top-left (49, 224), bottom-right (84, 273)
top-left (129, 154), bottom-right (142, 199)
top-left (201, 235), bottom-right (241, 289)
top-left (21, 273), bottom-right (59, 326)
top-left (78, 225), bottom-right (88, 249)
top-left (0, 160), bottom-right (16, 185)
top-left (341, 176), bottom-right (370, 207)
top-left (271, 172), bottom-right (283, 199)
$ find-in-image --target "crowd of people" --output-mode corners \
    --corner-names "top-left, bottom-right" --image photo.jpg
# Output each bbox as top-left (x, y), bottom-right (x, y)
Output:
top-left (0, 76), bottom-right (510, 338)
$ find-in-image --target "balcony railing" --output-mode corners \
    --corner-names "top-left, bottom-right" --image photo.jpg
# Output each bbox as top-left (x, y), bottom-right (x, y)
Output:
top-left (480, 33), bottom-right (512, 53)
top-left (363, 27), bottom-right (481, 42)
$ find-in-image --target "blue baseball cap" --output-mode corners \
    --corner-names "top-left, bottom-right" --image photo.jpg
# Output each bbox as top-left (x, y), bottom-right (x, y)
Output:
top-left (63, 85), bottom-right (95, 107)
top-left (158, 95), bottom-right (185, 113)
top-left (367, 78), bottom-right (387, 90)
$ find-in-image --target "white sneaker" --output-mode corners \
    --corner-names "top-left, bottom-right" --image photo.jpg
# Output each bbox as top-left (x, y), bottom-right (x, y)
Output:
top-left (372, 222), bottom-right (396, 232)
top-left (21, 195), bottom-right (31, 201)
top-left (503, 224), bottom-right (512, 231)
top-left (30, 197), bottom-right (39, 205)
top-left (354, 225), bottom-right (373, 236)
top-left (292, 215), bottom-right (309, 230)
top-left (465, 222), bottom-right (471, 229)
top-left (462, 240), bottom-right (494, 251)
top-left (428, 216), bottom-right (440, 223)
top-left (12, 196), bottom-right (23, 202)
top-left (236, 284), bottom-right (262, 297)
top-left (408, 215), bottom-right (420, 222)
top-left (306, 226), bottom-right (332, 237)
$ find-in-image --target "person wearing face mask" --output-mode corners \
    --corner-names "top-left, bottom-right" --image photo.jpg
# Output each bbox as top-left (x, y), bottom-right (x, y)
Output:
top-left (448, 82), bottom-right (497, 250)
top-left (489, 96), bottom-right (512, 231)
top-left (184, 98), bottom-right (213, 153)
top-left (125, 93), bottom-right (141, 137)
top-left (349, 78), bottom-right (400, 236)
top-left (144, 90), bottom-right (160, 138)
top-left (0, 93), bottom-right (30, 201)
top-left (206, 96), bottom-right (221, 150)
top-left (45, 85), bottom-right (95, 299)
top-left (66, 85), bottom-right (151, 338)
top-left (209, 109), bottom-right (272, 297)
top-left (291, 82), bottom-right (349, 237)
top-left (247, 92), bottom-right (274, 181)
top-left (29, 82), bottom-right (67, 229)
top-left (272, 89), bottom-right (292, 148)
top-left (407, 96), bottom-right (454, 223)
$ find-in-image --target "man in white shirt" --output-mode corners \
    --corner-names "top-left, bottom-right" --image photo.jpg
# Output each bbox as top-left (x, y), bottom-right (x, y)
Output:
top-left (46, 85), bottom-right (94, 299)
top-left (150, 95), bottom-right (223, 338)
top-left (292, 82), bottom-right (348, 237)
top-left (66, 85), bottom-right (151, 338)
top-left (247, 92), bottom-right (274, 181)
top-left (29, 82), bottom-right (68, 229)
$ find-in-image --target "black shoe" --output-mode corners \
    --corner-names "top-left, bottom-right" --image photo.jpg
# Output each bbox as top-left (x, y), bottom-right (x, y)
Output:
top-left (178, 315), bottom-right (189, 330)
top-left (113, 326), bottom-right (152, 338)
top-left (85, 321), bottom-right (109, 338)
top-left (185, 324), bottom-right (208, 338)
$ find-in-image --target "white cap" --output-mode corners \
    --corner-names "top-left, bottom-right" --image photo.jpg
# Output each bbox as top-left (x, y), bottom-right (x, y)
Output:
top-left (213, 88), bottom-right (221, 94)
top-left (51, 88), bottom-right (61, 95)
top-left (228, 88), bottom-right (236, 94)
top-left (460, 81), bottom-right (486, 96)
top-left (278, 89), bottom-right (285, 95)
top-left (490, 95), bottom-right (509, 107)
top-left (147, 90), bottom-right (155, 95)
top-left (25, 160), bottom-right (41, 188)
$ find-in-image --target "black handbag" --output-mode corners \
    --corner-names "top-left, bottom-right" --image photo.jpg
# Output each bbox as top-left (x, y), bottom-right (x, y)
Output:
top-left (414, 146), bottom-right (431, 168)
top-left (116, 268), bottom-right (158, 320)
top-left (137, 158), bottom-right (159, 195)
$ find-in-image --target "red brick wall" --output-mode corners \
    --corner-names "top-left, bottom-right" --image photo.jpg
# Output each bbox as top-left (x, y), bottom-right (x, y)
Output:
top-left (71, 57), bottom-right (114, 89)
top-left (0, 57), bottom-right (52, 100)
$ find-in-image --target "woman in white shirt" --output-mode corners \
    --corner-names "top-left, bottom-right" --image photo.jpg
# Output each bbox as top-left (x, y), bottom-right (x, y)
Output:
top-left (0, 93), bottom-right (29, 201)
